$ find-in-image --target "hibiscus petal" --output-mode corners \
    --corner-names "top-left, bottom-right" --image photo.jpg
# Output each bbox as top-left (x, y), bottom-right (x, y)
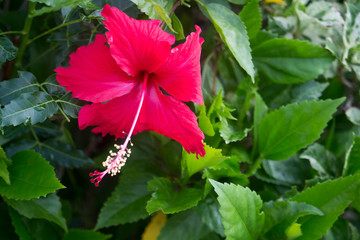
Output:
top-left (155, 25), bottom-right (204, 105)
top-left (102, 5), bottom-right (175, 77)
top-left (55, 34), bottom-right (137, 103)
top-left (79, 82), bottom-right (205, 156)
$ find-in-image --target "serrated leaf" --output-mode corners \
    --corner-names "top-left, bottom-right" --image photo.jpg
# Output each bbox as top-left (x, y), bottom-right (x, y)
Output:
top-left (130, 0), bottom-right (175, 32)
top-left (8, 207), bottom-right (33, 240)
top-left (95, 148), bottom-right (163, 229)
top-left (158, 210), bottom-right (210, 240)
top-left (300, 143), bottom-right (341, 177)
top-left (259, 98), bottom-right (344, 160)
top-left (0, 37), bottom-right (17, 66)
top-left (146, 177), bottom-right (202, 214)
top-left (183, 143), bottom-right (228, 178)
top-left (210, 180), bottom-right (265, 240)
top-left (253, 39), bottom-right (334, 84)
top-left (1, 92), bottom-right (58, 127)
top-left (29, 0), bottom-right (90, 16)
top-left (5, 193), bottom-right (68, 231)
top-left (63, 229), bottom-right (111, 240)
top-left (346, 107), bottom-right (360, 125)
top-left (0, 71), bottom-right (39, 106)
top-left (198, 105), bottom-right (215, 136)
top-left (262, 201), bottom-right (323, 239)
top-left (290, 174), bottom-right (360, 240)
top-left (0, 150), bottom-right (65, 200)
top-left (239, 0), bottom-right (262, 39)
top-left (204, 3), bottom-right (255, 82)
top-left (0, 146), bottom-right (10, 185)
top-left (343, 134), bottom-right (360, 176)
top-left (35, 139), bottom-right (93, 168)
top-left (195, 198), bottom-right (225, 237)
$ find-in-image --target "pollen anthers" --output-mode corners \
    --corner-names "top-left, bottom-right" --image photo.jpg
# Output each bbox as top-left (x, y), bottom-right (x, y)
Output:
top-left (89, 142), bottom-right (133, 187)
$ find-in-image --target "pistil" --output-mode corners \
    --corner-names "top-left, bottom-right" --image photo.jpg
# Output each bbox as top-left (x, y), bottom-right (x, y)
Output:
top-left (90, 72), bottom-right (149, 186)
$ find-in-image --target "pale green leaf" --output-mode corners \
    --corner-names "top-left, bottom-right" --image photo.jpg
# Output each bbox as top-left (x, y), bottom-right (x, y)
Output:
top-left (5, 193), bottom-right (68, 231)
top-left (198, 105), bottom-right (215, 136)
top-left (259, 98), bottom-right (344, 160)
top-left (0, 37), bottom-right (17, 66)
top-left (0, 150), bottom-right (65, 200)
top-left (210, 180), bottom-right (265, 240)
top-left (239, 0), bottom-right (262, 39)
top-left (346, 107), bottom-right (360, 125)
top-left (343, 135), bottom-right (360, 176)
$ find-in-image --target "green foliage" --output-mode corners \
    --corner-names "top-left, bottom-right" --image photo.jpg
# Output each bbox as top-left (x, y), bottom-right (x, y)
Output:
top-left (238, 0), bottom-right (262, 39)
top-left (343, 135), bottom-right (360, 176)
top-left (259, 98), bottom-right (344, 160)
top-left (210, 180), bottom-right (265, 240)
top-left (0, 150), bottom-right (64, 200)
top-left (252, 39), bottom-right (334, 84)
top-left (63, 229), bottom-right (111, 240)
top-left (0, 37), bottom-right (17, 66)
top-left (146, 177), bottom-right (202, 214)
top-left (0, 146), bottom-right (10, 185)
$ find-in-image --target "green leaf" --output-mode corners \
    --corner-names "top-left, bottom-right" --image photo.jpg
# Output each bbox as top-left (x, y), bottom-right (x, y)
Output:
top-left (0, 150), bottom-right (65, 200)
top-left (324, 218), bottom-right (357, 240)
top-left (300, 143), bottom-right (340, 177)
top-left (259, 98), bottom-right (344, 160)
top-left (290, 174), bottom-right (360, 240)
top-left (291, 80), bottom-right (329, 103)
top-left (1, 92), bottom-right (58, 127)
top-left (35, 139), bottom-right (93, 168)
top-left (29, 0), bottom-right (90, 16)
top-left (210, 180), bottom-right (265, 240)
top-left (346, 107), bottom-right (360, 125)
top-left (5, 193), bottom-right (68, 231)
top-left (343, 135), bottom-right (360, 176)
top-left (0, 146), bottom-right (10, 185)
top-left (130, 0), bottom-right (176, 32)
top-left (63, 229), bottom-right (111, 240)
top-left (171, 14), bottom-right (185, 40)
top-left (158, 210), bottom-right (210, 240)
top-left (8, 207), bottom-right (33, 240)
top-left (253, 92), bottom-right (268, 153)
top-left (0, 37), bottom-right (17, 66)
top-left (56, 94), bottom-right (81, 119)
top-left (204, 3), bottom-right (255, 82)
top-left (239, 0), bottom-right (262, 39)
top-left (183, 143), bottom-right (228, 178)
top-left (228, 0), bottom-right (246, 4)
top-left (198, 105), bottom-right (215, 136)
top-left (252, 39), bottom-right (334, 84)
top-left (0, 71), bottom-right (39, 106)
top-left (95, 148), bottom-right (163, 229)
top-left (195, 198), bottom-right (225, 237)
top-left (262, 201), bottom-right (323, 239)
top-left (146, 177), bottom-right (202, 214)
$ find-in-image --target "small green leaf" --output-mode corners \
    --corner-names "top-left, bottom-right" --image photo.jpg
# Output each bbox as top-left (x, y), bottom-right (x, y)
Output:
top-left (158, 210), bottom-right (210, 240)
top-left (210, 180), bottom-right (265, 240)
top-left (346, 107), bottom-right (360, 125)
top-left (343, 134), bottom-right (360, 176)
top-left (262, 201), bottom-right (323, 239)
top-left (0, 37), bottom-right (17, 66)
top-left (1, 92), bottom-right (58, 127)
top-left (172, 14), bottom-right (185, 40)
top-left (5, 193), bottom-right (68, 231)
top-left (259, 98), bottom-right (344, 160)
top-left (0, 150), bottom-right (65, 200)
top-left (8, 207), bottom-right (33, 240)
top-left (0, 146), bottom-right (10, 185)
top-left (0, 71), bottom-right (39, 106)
top-left (183, 143), bottom-right (228, 178)
top-left (253, 39), bottom-right (334, 84)
top-left (30, 0), bottom-right (90, 16)
top-left (146, 177), bottom-right (202, 214)
top-left (95, 148), bottom-right (163, 229)
top-left (253, 92), bottom-right (268, 152)
top-left (198, 105), bottom-right (215, 136)
top-left (63, 229), bottom-right (112, 240)
top-left (239, 0), bottom-right (262, 39)
top-left (300, 143), bottom-right (340, 177)
top-left (204, 3), bottom-right (255, 82)
top-left (290, 174), bottom-right (360, 240)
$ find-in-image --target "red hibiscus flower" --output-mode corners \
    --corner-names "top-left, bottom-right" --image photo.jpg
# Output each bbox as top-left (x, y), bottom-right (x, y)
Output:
top-left (55, 5), bottom-right (205, 186)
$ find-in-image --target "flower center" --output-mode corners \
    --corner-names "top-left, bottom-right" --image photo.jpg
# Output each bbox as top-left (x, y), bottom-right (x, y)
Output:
top-left (89, 72), bottom-right (149, 186)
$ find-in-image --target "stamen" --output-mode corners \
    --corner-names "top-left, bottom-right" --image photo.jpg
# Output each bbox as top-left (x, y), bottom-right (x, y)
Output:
top-left (90, 72), bottom-right (149, 187)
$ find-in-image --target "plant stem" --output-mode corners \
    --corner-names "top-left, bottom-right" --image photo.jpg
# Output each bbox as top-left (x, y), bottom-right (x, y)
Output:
top-left (13, 2), bottom-right (36, 72)
top-left (27, 19), bottom-right (82, 45)
top-left (0, 31), bottom-right (25, 36)
top-left (245, 156), bottom-right (263, 177)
